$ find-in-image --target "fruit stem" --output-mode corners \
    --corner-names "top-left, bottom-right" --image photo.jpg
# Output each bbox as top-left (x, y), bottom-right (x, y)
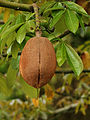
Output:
top-left (37, 88), bottom-right (39, 99)
top-left (33, 3), bottom-right (41, 37)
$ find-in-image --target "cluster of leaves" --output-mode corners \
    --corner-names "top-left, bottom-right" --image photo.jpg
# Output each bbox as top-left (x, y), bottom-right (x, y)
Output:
top-left (39, 1), bottom-right (90, 76)
top-left (40, 1), bottom-right (89, 35)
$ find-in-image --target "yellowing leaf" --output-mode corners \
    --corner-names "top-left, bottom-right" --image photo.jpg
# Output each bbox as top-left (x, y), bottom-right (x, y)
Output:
top-left (80, 105), bottom-right (86, 115)
top-left (75, 103), bottom-right (80, 114)
top-left (32, 98), bottom-right (39, 107)
top-left (67, 74), bottom-right (73, 85)
top-left (81, 51), bottom-right (90, 69)
top-left (45, 84), bottom-right (54, 100)
top-left (56, 88), bottom-right (61, 93)
top-left (65, 86), bottom-right (72, 94)
top-left (0, 7), bottom-right (3, 14)
top-left (14, 10), bottom-right (21, 16)
top-left (3, 8), bottom-right (10, 23)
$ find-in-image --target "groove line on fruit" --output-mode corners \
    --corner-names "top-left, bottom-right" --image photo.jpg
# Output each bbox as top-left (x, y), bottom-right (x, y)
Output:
top-left (38, 39), bottom-right (40, 87)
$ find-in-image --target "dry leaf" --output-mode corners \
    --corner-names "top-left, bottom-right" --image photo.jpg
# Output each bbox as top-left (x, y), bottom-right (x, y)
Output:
top-left (82, 1), bottom-right (90, 14)
top-left (32, 98), bottom-right (39, 107)
top-left (45, 84), bottom-right (54, 100)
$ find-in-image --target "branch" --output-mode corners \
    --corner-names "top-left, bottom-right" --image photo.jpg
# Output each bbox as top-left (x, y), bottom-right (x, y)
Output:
top-left (0, 52), bottom-right (21, 58)
top-left (60, 24), bottom-right (90, 37)
top-left (33, 3), bottom-right (41, 37)
top-left (55, 70), bottom-right (90, 74)
top-left (0, 52), bottom-right (90, 73)
top-left (55, 91), bottom-right (89, 100)
top-left (1, 52), bottom-right (90, 73)
top-left (0, 0), bottom-right (33, 12)
top-left (59, 30), bottom-right (70, 39)
top-left (48, 103), bottom-right (78, 114)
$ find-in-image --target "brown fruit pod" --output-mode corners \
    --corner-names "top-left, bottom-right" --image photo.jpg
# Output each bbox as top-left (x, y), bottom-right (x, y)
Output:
top-left (19, 37), bottom-right (56, 88)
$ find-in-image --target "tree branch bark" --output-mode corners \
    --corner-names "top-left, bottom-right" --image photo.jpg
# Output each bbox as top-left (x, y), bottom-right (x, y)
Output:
top-left (48, 103), bottom-right (78, 114)
top-left (0, 0), bottom-right (33, 12)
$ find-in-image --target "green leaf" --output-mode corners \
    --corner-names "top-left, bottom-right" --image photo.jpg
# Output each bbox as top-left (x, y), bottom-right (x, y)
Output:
top-left (39, 1), bottom-right (55, 14)
top-left (48, 15), bottom-right (67, 40)
top-left (0, 93), bottom-right (6, 100)
top-left (0, 73), bottom-right (10, 95)
top-left (0, 24), bottom-right (6, 34)
top-left (25, 13), bottom-right (35, 21)
top-left (15, 14), bottom-right (26, 24)
top-left (16, 24), bottom-right (26, 44)
top-left (1, 23), bottom-right (23, 40)
top-left (19, 76), bottom-right (37, 98)
top-left (55, 15), bottom-right (67, 34)
top-left (26, 20), bottom-right (35, 33)
top-left (56, 42), bottom-right (66, 66)
top-left (6, 31), bottom-right (16, 47)
top-left (0, 16), bottom-right (14, 34)
top-left (63, 1), bottom-right (88, 16)
top-left (0, 38), bottom-right (6, 54)
top-left (7, 65), bottom-right (17, 88)
top-left (82, 16), bottom-right (90, 25)
top-left (64, 9), bottom-right (79, 33)
top-left (44, 2), bottom-right (64, 13)
top-left (50, 10), bottom-right (65, 28)
top-left (0, 60), bottom-right (9, 74)
top-left (7, 45), bottom-right (12, 56)
top-left (77, 14), bottom-right (85, 31)
top-left (65, 44), bottom-right (83, 76)
top-left (11, 41), bottom-right (20, 59)
top-left (11, 56), bottom-right (20, 70)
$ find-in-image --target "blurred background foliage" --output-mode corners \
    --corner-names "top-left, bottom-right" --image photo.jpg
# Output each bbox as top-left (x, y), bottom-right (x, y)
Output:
top-left (0, 0), bottom-right (90, 120)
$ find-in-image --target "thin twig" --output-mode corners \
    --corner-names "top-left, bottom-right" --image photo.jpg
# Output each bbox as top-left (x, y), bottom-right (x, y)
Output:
top-left (48, 103), bottom-right (78, 114)
top-left (55, 24), bottom-right (90, 41)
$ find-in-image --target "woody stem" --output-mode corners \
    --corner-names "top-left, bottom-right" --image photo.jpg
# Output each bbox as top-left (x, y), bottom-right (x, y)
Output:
top-left (33, 3), bottom-right (41, 37)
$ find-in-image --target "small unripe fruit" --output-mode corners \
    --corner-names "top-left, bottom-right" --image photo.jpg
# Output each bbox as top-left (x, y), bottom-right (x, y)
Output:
top-left (19, 37), bottom-right (56, 88)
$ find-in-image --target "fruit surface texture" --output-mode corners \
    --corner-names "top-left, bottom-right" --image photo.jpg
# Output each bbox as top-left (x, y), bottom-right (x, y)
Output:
top-left (19, 37), bottom-right (56, 88)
